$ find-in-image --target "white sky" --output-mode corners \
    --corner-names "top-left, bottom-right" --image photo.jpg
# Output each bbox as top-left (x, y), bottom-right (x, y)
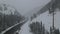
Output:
top-left (0, 0), bottom-right (50, 15)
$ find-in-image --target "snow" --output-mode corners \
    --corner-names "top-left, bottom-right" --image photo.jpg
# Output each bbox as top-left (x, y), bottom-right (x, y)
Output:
top-left (19, 9), bottom-right (60, 34)
top-left (19, 20), bottom-right (32, 34)
top-left (31, 9), bottom-right (60, 31)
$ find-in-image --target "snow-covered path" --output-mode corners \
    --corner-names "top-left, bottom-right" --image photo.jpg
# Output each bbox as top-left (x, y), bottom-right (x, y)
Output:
top-left (19, 20), bottom-right (32, 34)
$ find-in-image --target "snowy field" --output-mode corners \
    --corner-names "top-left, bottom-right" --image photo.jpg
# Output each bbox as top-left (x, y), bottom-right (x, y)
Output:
top-left (19, 9), bottom-right (60, 34)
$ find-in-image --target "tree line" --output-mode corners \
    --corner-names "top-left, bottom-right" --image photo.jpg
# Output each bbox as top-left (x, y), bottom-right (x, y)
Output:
top-left (29, 21), bottom-right (60, 34)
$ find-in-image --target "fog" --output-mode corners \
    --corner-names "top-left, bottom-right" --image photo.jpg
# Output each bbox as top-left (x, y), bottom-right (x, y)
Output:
top-left (0, 0), bottom-right (50, 15)
top-left (0, 0), bottom-right (60, 34)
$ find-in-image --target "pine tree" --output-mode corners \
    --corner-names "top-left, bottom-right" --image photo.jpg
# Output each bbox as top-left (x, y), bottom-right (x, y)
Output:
top-left (54, 29), bottom-right (59, 34)
top-left (29, 21), bottom-right (45, 34)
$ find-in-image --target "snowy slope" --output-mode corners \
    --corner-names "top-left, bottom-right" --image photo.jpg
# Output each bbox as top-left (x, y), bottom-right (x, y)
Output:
top-left (31, 9), bottom-right (60, 31)
top-left (19, 9), bottom-right (60, 34)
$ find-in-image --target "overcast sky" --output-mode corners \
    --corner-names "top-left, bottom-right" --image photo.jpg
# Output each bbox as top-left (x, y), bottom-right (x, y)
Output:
top-left (0, 0), bottom-right (50, 15)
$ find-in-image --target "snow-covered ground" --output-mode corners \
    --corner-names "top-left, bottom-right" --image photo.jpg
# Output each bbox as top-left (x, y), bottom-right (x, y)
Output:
top-left (19, 20), bottom-right (32, 34)
top-left (19, 9), bottom-right (60, 34)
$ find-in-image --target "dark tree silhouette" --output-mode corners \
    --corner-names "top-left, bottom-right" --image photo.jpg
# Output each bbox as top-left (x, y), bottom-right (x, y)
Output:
top-left (29, 21), bottom-right (45, 34)
top-left (0, 4), bottom-right (25, 33)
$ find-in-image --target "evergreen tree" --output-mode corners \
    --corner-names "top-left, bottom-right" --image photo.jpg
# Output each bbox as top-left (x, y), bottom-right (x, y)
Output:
top-left (0, 4), bottom-right (25, 32)
top-left (29, 21), bottom-right (45, 34)
top-left (54, 29), bottom-right (59, 34)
